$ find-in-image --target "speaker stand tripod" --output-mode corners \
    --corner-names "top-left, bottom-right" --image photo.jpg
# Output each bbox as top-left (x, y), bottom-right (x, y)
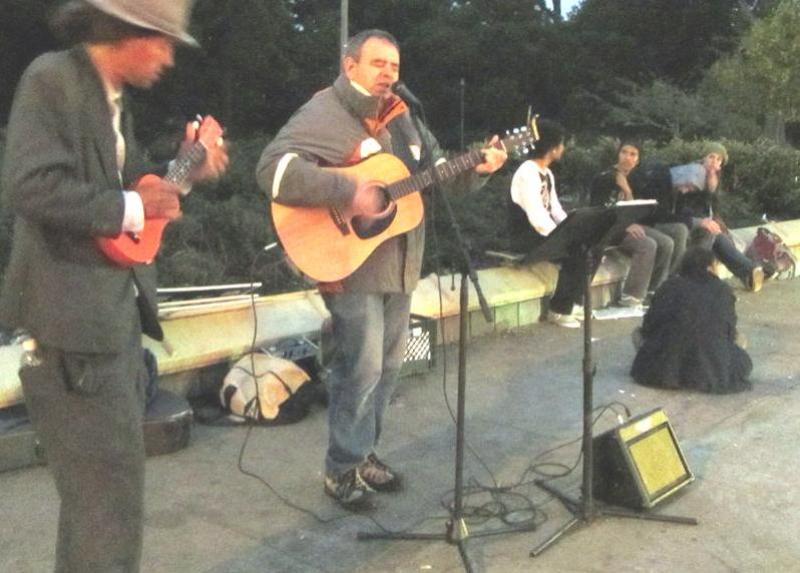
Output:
top-left (530, 245), bottom-right (697, 558)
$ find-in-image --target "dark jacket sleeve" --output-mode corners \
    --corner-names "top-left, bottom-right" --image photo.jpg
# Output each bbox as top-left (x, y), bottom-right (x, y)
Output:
top-left (2, 54), bottom-right (124, 238)
top-left (589, 169), bottom-right (617, 207)
top-left (630, 165), bottom-right (691, 227)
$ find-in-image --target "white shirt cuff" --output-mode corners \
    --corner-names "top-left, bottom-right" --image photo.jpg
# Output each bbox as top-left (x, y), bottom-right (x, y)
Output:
top-left (122, 191), bottom-right (145, 233)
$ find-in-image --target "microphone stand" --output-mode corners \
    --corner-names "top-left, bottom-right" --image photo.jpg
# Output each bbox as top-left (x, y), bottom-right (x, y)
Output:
top-left (357, 92), bottom-right (533, 573)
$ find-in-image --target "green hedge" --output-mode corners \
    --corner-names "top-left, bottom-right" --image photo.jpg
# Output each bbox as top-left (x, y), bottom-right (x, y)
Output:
top-left (1, 132), bottom-right (799, 290)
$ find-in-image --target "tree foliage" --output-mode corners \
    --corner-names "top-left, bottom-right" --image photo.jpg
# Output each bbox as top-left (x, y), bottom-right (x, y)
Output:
top-left (0, 0), bottom-right (795, 289)
top-left (708, 0), bottom-right (800, 128)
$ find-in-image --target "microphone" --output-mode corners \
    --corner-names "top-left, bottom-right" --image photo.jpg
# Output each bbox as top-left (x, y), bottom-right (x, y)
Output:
top-left (392, 81), bottom-right (423, 109)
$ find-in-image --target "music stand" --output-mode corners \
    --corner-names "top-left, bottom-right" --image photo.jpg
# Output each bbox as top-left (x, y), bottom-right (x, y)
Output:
top-left (528, 202), bottom-right (698, 558)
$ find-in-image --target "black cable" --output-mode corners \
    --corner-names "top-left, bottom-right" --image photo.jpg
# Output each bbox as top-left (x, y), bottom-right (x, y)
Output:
top-left (438, 401), bottom-right (633, 530)
top-left (229, 244), bottom-right (450, 535)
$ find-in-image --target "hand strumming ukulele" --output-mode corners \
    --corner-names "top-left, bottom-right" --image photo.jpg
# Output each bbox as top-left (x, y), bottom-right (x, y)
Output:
top-left (96, 116), bottom-right (224, 267)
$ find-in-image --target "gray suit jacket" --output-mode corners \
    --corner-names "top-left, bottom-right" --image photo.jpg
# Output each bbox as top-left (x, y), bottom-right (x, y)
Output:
top-left (0, 46), bottom-right (162, 353)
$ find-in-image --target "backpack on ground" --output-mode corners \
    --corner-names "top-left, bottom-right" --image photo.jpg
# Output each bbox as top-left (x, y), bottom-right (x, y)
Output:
top-left (220, 352), bottom-right (318, 425)
top-left (745, 227), bottom-right (797, 279)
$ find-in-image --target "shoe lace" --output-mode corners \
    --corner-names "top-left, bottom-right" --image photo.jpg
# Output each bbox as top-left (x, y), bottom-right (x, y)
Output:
top-left (366, 453), bottom-right (388, 471)
top-left (361, 455), bottom-right (393, 484)
top-left (340, 467), bottom-right (366, 491)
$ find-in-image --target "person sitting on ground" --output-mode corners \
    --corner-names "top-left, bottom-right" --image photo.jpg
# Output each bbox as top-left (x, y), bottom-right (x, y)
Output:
top-left (590, 141), bottom-right (682, 307)
top-left (509, 119), bottom-right (587, 328)
top-left (630, 246), bottom-right (752, 394)
top-left (635, 142), bottom-right (764, 292)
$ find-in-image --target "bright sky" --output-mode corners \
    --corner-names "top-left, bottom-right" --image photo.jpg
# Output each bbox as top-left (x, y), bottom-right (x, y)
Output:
top-left (560, 0), bottom-right (584, 18)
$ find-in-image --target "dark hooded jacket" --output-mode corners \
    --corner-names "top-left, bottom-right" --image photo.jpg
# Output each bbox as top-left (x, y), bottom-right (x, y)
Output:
top-left (631, 272), bottom-right (752, 393)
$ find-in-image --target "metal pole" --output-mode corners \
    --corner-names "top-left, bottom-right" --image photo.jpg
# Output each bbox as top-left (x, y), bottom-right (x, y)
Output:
top-left (340, 0), bottom-right (349, 59)
top-left (459, 78), bottom-right (465, 151)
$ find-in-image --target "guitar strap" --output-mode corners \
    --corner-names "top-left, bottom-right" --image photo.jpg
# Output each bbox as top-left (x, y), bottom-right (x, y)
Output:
top-left (131, 269), bottom-right (164, 342)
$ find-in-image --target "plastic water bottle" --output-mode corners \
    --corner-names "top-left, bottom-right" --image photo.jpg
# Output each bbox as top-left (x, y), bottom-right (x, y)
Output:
top-left (20, 336), bottom-right (42, 368)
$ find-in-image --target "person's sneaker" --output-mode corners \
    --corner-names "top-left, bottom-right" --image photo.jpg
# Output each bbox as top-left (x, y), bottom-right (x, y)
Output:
top-left (570, 304), bottom-right (589, 321)
top-left (324, 468), bottom-right (374, 510)
top-left (359, 453), bottom-right (403, 492)
top-left (547, 310), bottom-right (581, 329)
top-left (745, 266), bottom-right (764, 292)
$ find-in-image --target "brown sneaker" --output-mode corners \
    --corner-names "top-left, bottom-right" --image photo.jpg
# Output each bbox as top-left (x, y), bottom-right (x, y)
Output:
top-left (359, 453), bottom-right (403, 492)
top-left (324, 467), bottom-right (375, 510)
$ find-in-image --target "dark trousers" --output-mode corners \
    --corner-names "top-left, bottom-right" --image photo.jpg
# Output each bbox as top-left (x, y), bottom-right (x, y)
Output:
top-left (691, 223), bottom-right (755, 282)
top-left (550, 253), bottom-right (586, 314)
top-left (512, 231), bottom-right (591, 316)
top-left (19, 321), bottom-right (146, 573)
top-left (714, 233), bottom-right (755, 281)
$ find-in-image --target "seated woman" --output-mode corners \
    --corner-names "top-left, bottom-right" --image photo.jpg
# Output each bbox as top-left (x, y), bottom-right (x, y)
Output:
top-left (631, 247), bottom-right (752, 394)
top-left (590, 141), bottom-right (682, 307)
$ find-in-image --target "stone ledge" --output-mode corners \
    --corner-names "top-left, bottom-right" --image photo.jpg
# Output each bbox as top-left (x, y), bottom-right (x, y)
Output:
top-left (149, 220), bottom-right (800, 388)
top-left (4, 220), bottom-right (793, 406)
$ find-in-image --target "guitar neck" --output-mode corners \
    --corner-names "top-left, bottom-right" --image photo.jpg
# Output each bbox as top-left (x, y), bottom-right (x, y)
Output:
top-left (386, 148), bottom-right (487, 201)
top-left (165, 143), bottom-right (207, 188)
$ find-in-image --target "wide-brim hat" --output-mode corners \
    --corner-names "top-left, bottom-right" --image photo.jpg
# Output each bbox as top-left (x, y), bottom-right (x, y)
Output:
top-left (84, 0), bottom-right (199, 47)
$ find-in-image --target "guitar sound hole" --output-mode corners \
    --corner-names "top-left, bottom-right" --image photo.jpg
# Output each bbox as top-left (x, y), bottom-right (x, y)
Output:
top-left (351, 203), bottom-right (398, 239)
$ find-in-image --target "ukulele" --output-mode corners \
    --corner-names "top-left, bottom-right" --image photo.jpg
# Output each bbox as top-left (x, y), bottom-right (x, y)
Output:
top-left (96, 116), bottom-right (224, 267)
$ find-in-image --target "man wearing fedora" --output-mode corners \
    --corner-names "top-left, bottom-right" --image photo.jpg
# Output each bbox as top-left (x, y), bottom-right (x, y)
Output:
top-left (0, 1), bottom-right (227, 570)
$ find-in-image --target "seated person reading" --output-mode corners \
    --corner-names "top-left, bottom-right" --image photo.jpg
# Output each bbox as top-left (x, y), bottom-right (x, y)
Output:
top-left (631, 246), bottom-right (752, 394)
top-left (508, 119), bottom-right (586, 328)
top-left (634, 142), bottom-right (763, 292)
top-left (590, 141), bottom-right (682, 307)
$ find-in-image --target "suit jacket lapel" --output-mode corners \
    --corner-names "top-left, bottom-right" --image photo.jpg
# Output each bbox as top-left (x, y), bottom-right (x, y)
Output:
top-left (74, 47), bottom-right (121, 190)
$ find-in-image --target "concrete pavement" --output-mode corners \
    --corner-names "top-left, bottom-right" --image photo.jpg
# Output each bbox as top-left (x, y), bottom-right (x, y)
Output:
top-left (1, 278), bottom-right (799, 572)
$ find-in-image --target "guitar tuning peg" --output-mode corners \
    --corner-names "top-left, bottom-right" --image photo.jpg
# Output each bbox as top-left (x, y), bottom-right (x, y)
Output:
top-left (513, 128), bottom-right (520, 134)
top-left (521, 126), bottom-right (528, 132)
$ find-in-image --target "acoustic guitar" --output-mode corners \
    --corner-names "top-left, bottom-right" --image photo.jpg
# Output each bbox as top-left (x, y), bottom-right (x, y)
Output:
top-left (271, 123), bottom-right (539, 282)
top-left (96, 117), bottom-right (224, 267)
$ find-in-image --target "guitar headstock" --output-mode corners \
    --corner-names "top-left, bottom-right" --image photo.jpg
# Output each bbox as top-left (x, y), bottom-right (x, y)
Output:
top-left (500, 113), bottom-right (541, 156)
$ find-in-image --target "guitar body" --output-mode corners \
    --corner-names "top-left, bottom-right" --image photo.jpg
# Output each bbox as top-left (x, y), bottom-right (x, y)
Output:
top-left (96, 175), bottom-right (171, 267)
top-left (271, 153), bottom-right (424, 283)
